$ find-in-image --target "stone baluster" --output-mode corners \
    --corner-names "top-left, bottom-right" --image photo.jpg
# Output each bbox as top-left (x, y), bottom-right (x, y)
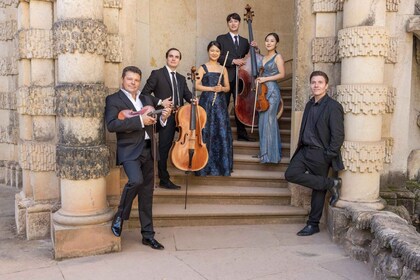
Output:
top-left (51, 0), bottom-right (119, 259)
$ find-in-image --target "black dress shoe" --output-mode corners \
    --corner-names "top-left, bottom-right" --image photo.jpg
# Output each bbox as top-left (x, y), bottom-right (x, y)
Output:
top-left (159, 180), bottom-right (181, 190)
top-left (297, 225), bottom-right (320, 236)
top-left (237, 135), bottom-right (256, 142)
top-left (111, 215), bottom-right (123, 237)
top-left (142, 237), bottom-right (164, 250)
top-left (329, 178), bottom-right (342, 206)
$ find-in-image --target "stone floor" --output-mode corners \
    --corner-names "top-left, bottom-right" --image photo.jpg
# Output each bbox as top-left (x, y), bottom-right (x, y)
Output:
top-left (0, 185), bottom-right (374, 280)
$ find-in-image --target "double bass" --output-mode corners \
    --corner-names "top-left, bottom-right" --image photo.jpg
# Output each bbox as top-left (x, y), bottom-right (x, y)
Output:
top-left (235, 4), bottom-right (269, 128)
top-left (170, 66), bottom-right (208, 172)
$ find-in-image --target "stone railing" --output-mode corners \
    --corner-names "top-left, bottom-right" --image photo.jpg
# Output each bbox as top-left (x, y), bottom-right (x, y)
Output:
top-left (329, 205), bottom-right (420, 279)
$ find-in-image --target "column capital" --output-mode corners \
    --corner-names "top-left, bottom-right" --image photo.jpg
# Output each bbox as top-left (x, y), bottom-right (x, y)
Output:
top-left (336, 84), bottom-right (388, 115)
top-left (338, 26), bottom-right (389, 59)
top-left (342, 140), bottom-right (385, 173)
top-left (53, 19), bottom-right (107, 56)
top-left (106, 34), bottom-right (122, 63)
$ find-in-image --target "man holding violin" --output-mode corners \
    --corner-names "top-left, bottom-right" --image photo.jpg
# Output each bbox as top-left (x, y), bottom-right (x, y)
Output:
top-left (141, 48), bottom-right (193, 190)
top-left (105, 66), bottom-right (172, 250)
top-left (217, 12), bottom-right (258, 141)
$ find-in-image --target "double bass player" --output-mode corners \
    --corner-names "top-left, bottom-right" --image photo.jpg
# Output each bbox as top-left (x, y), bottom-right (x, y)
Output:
top-left (216, 12), bottom-right (259, 142)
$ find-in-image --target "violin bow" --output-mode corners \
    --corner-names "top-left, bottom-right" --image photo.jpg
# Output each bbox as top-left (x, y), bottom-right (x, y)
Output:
top-left (212, 51), bottom-right (229, 106)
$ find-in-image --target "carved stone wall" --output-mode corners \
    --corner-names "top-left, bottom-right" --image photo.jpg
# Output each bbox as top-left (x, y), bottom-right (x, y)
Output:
top-left (342, 140), bottom-right (386, 173)
top-left (18, 29), bottom-right (53, 59)
top-left (312, 0), bottom-right (342, 12)
top-left (312, 37), bottom-right (339, 63)
top-left (17, 86), bottom-right (55, 116)
top-left (336, 85), bottom-right (388, 115)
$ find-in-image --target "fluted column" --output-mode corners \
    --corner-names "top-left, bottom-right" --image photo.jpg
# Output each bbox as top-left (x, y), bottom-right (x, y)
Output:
top-left (335, 0), bottom-right (388, 209)
top-left (51, 0), bottom-right (119, 259)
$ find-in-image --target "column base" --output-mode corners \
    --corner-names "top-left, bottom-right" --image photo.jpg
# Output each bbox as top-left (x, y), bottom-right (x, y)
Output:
top-left (15, 192), bottom-right (58, 240)
top-left (51, 220), bottom-right (121, 260)
top-left (335, 198), bottom-right (386, 210)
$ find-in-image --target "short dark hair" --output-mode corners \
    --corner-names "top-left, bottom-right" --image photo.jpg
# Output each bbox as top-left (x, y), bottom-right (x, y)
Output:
top-left (310, 70), bottom-right (329, 84)
top-left (207, 40), bottom-right (221, 52)
top-left (122, 66), bottom-right (142, 78)
top-left (265, 32), bottom-right (279, 43)
top-left (165, 48), bottom-right (182, 60)
top-left (226, 13), bottom-right (241, 22)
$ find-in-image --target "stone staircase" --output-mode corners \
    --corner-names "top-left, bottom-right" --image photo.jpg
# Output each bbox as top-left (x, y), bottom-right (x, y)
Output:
top-left (126, 86), bottom-right (308, 228)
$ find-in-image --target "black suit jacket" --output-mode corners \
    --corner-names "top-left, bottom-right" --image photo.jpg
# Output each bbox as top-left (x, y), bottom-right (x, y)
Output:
top-left (105, 90), bottom-right (160, 165)
top-left (141, 67), bottom-right (192, 106)
top-left (294, 95), bottom-right (345, 172)
top-left (216, 33), bottom-right (250, 82)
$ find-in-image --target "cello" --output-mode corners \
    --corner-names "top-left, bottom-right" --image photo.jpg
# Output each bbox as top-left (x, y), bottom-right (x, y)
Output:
top-left (170, 66), bottom-right (208, 172)
top-left (235, 4), bottom-right (269, 128)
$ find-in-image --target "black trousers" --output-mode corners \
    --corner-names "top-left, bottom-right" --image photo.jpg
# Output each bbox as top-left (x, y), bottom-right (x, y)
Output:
top-left (117, 143), bottom-right (155, 238)
top-left (226, 80), bottom-right (248, 138)
top-left (158, 115), bottom-right (176, 184)
top-left (285, 146), bottom-right (334, 226)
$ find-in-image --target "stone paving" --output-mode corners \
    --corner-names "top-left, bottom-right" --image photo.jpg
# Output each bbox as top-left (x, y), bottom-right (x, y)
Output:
top-left (0, 186), bottom-right (374, 280)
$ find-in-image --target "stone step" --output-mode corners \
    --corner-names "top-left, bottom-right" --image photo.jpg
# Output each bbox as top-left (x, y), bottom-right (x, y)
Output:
top-left (128, 204), bottom-right (307, 227)
top-left (233, 154), bottom-right (290, 171)
top-left (153, 185), bottom-right (291, 205)
top-left (169, 169), bottom-right (288, 188)
top-left (231, 127), bottom-right (291, 143)
top-left (232, 139), bottom-right (291, 157)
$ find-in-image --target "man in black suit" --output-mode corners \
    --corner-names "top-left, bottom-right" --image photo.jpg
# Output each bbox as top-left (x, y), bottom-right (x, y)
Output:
top-left (285, 71), bottom-right (345, 236)
top-left (105, 66), bottom-right (172, 250)
top-left (216, 12), bottom-right (256, 141)
top-left (141, 48), bottom-right (193, 190)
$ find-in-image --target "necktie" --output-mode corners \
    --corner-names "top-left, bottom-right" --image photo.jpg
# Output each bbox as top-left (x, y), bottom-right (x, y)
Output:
top-left (170, 71), bottom-right (179, 106)
top-left (234, 35), bottom-right (239, 50)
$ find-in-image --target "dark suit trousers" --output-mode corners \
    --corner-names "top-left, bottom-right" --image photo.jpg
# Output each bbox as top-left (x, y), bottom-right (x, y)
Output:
top-left (285, 146), bottom-right (334, 226)
top-left (158, 115), bottom-right (176, 184)
top-left (226, 80), bottom-right (248, 137)
top-left (117, 144), bottom-right (155, 239)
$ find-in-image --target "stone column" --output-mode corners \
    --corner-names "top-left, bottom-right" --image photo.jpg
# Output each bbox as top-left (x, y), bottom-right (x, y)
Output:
top-left (14, 0), bottom-right (58, 240)
top-left (0, 0), bottom-right (19, 188)
top-left (51, 0), bottom-right (119, 259)
top-left (335, 0), bottom-right (388, 209)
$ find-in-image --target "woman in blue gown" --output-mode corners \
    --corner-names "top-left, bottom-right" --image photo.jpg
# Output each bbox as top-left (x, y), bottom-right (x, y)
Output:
top-left (256, 33), bottom-right (285, 164)
top-left (195, 41), bottom-right (233, 176)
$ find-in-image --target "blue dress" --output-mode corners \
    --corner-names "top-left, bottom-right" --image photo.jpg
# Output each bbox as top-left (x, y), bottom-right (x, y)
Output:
top-left (195, 64), bottom-right (233, 176)
top-left (257, 54), bottom-right (282, 163)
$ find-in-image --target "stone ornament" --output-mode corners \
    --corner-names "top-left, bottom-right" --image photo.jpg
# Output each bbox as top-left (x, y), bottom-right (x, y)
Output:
top-left (336, 84), bottom-right (388, 115)
top-left (338, 26), bottom-right (389, 59)
top-left (312, 0), bottom-right (342, 13)
top-left (386, 0), bottom-right (401, 12)
top-left (0, 20), bottom-right (17, 41)
top-left (19, 142), bottom-right (55, 171)
top-left (0, 111), bottom-right (18, 144)
top-left (386, 87), bottom-right (395, 113)
top-left (386, 37), bottom-right (398, 64)
top-left (18, 29), bottom-right (53, 59)
top-left (0, 90), bottom-right (17, 110)
top-left (312, 37), bottom-right (339, 63)
top-left (342, 140), bottom-right (386, 173)
top-left (55, 84), bottom-right (108, 118)
top-left (56, 145), bottom-right (110, 180)
top-left (382, 137), bottom-right (394, 164)
top-left (103, 0), bottom-right (122, 9)
top-left (0, 56), bottom-right (18, 75)
top-left (106, 34), bottom-right (122, 63)
top-left (53, 19), bottom-right (107, 56)
top-left (17, 86), bottom-right (55, 116)
top-left (0, 0), bottom-right (18, 8)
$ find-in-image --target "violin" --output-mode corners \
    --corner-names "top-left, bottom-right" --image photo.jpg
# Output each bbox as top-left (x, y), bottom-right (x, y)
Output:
top-left (255, 67), bottom-right (269, 112)
top-left (170, 67), bottom-right (208, 171)
top-left (235, 4), bottom-right (261, 128)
